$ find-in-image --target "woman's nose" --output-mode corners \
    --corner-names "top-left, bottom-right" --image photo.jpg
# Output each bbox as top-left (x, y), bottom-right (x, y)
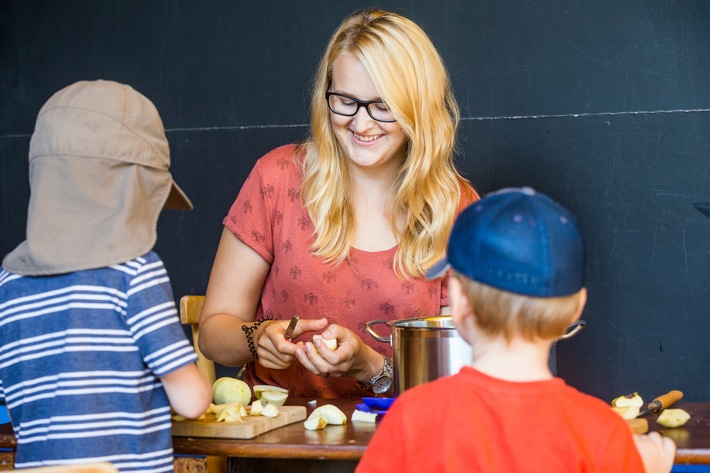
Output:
top-left (351, 105), bottom-right (375, 129)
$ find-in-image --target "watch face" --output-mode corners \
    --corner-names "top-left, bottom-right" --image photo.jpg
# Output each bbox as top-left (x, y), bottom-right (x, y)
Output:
top-left (371, 375), bottom-right (392, 394)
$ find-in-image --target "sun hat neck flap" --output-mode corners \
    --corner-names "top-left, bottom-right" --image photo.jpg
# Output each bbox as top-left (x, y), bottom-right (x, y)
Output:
top-left (2, 80), bottom-right (192, 276)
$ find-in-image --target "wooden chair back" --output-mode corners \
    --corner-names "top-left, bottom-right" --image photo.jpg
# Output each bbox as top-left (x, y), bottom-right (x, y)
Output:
top-left (178, 295), bottom-right (226, 473)
top-left (179, 295), bottom-right (216, 386)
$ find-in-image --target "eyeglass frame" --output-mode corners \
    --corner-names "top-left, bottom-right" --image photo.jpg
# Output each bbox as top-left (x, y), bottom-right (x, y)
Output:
top-left (325, 92), bottom-right (397, 123)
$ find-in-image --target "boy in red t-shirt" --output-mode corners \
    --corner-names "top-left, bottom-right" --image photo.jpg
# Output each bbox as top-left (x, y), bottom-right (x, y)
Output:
top-left (357, 187), bottom-right (675, 473)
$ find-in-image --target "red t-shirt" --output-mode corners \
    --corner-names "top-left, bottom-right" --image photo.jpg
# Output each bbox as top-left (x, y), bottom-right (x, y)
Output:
top-left (357, 367), bottom-right (646, 473)
top-left (224, 144), bottom-right (475, 397)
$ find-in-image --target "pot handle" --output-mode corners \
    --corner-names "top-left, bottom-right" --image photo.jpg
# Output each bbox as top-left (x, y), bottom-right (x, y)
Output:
top-left (365, 319), bottom-right (391, 343)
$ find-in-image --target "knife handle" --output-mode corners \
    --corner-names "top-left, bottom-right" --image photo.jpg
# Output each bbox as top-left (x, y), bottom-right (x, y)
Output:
top-left (649, 390), bottom-right (683, 412)
top-left (284, 315), bottom-right (299, 340)
top-left (627, 418), bottom-right (649, 434)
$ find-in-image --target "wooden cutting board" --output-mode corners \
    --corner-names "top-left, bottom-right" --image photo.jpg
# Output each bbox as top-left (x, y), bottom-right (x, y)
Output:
top-left (172, 405), bottom-right (307, 439)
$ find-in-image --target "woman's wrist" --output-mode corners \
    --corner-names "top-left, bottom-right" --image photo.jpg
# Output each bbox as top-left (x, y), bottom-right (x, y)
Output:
top-left (358, 353), bottom-right (393, 394)
top-left (241, 317), bottom-right (273, 359)
top-left (357, 349), bottom-right (384, 384)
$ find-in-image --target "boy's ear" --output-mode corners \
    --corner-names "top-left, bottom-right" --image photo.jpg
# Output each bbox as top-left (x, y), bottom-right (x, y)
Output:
top-left (572, 287), bottom-right (587, 321)
top-left (449, 276), bottom-right (473, 326)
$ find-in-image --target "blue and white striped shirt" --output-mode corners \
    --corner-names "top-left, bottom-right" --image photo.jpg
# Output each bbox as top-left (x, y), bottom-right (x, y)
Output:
top-left (0, 252), bottom-right (197, 472)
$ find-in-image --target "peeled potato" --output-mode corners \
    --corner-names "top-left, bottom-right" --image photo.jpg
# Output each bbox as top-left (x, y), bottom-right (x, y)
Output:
top-left (657, 408), bottom-right (691, 428)
top-left (308, 404), bottom-right (347, 425)
top-left (254, 385), bottom-right (288, 398)
top-left (303, 405), bottom-right (348, 431)
top-left (304, 414), bottom-right (328, 431)
top-left (612, 392), bottom-right (644, 408)
top-left (209, 402), bottom-right (244, 417)
top-left (213, 377), bottom-right (251, 406)
top-left (313, 334), bottom-right (338, 352)
top-left (351, 410), bottom-right (377, 423)
top-left (249, 400), bottom-right (264, 416)
top-left (253, 385), bottom-right (289, 406)
top-left (612, 405), bottom-right (641, 420)
top-left (216, 405), bottom-right (244, 423)
top-left (261, 403), bottom-right (281, 418)
top-left (260, 390), bottom-right (289, 406)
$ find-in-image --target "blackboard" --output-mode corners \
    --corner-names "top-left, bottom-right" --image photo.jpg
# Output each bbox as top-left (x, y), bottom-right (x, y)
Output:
top-left (2, 1), bottom-right (709, 402)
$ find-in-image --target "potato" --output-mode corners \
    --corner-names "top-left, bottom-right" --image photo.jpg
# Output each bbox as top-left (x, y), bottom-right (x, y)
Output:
top-left (260, 390), bottom-right (289, 406)
top-left (611, 392), bottom-right (644, 408)
top-left (657, 408), bottom-right (691, 428)
top-left (253, 385), bottom-right (289, 399)
top-left (249, 400), bottom-right (264, 416)
top-left (308, 404), bottom-right (347, 425)
top-left (351, 410), bottom-right (377, 423)
top-left (261, 403), bottom-right (280, 418)
top-left (212, 377), bottom-right (251, 406)
top-left (304, 414), bottom-right (328, 431)
top-left (612, 405), bottom-right (640, 420)
top-left (216, 405), bottom-right (244, 423)
top-left (313, 334), bottom-right (338, 352)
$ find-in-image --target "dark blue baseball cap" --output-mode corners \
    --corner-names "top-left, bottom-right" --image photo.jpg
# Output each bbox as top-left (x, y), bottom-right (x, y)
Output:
top-left (426, 187), bottom-right (585, 297)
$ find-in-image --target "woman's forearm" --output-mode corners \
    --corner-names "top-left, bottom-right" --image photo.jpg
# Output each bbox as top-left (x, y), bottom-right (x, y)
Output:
top-left (199, 313), bottom-right (257, 366)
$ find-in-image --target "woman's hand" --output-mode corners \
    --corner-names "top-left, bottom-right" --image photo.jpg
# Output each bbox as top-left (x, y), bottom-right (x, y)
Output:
top-left (294, 323), bottom-right (384, 384)
top-left (254, 317), bottom-right (329, 370)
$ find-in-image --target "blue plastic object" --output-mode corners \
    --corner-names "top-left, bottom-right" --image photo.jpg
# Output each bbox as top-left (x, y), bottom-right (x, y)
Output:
top-left (361, 397), bottom-right (394, 411)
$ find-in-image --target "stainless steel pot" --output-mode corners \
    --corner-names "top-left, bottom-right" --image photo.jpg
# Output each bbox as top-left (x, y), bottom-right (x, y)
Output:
top-left (365, 316), bottom-right (472, 395)
top-left (365, 316), bottom-right (586, 395)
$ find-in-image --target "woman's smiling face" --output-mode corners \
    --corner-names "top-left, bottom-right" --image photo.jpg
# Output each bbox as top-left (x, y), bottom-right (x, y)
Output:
top-left (328, 52), bottom-right (408, 173)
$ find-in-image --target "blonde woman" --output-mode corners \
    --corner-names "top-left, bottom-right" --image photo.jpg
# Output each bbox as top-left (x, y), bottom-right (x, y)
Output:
top-left (200, 8), bottom-right (477, 398)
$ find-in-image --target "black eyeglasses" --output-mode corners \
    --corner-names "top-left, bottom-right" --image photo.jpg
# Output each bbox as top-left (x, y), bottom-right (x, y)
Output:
top-left (325, 92), bottom-right (396, 123)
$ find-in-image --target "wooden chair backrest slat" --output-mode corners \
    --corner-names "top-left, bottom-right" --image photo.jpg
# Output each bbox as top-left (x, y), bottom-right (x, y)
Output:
top-left (179, 295), bottom-right (216, 387)
top-left (178, 295), bottom-right (226, 473)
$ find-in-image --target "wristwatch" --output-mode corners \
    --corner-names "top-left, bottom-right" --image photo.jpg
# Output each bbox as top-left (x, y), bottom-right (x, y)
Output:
top-left (361, 356), bottom-right (393, 394)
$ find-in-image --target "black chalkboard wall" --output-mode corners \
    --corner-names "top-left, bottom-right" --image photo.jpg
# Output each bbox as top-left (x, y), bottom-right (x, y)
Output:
top-left (2, 1), bottom-right (709, 403)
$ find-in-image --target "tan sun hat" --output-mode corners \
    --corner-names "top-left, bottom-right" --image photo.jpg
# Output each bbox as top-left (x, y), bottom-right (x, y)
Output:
top-left (3, 79), bottom-right (192, 276)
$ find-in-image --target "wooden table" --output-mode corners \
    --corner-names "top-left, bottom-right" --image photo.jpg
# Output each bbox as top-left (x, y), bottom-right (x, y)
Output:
top-left (3, 401), bottom-right (710, 466)
top-left (172, 400), bottom-right (710, 465)
top-left (173, 398), bottom-right (373, 461)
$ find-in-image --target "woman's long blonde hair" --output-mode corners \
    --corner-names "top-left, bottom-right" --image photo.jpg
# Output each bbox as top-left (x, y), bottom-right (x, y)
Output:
top-left (299, 8), bottom-right (475, 279)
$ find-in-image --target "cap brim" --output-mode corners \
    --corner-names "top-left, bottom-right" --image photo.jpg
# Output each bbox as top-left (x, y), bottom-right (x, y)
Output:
top-left (425, 257), bottom-right (451, 280)
top-left (164, 181), bottom-right (193, 210)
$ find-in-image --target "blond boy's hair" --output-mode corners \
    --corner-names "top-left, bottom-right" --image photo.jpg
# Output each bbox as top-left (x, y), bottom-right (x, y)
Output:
top-left (454, 272), bottom-right (582, 343)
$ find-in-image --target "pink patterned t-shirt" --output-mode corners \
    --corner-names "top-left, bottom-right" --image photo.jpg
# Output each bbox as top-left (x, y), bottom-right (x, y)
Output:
top-left (224, 144), bottom-right (475, 397)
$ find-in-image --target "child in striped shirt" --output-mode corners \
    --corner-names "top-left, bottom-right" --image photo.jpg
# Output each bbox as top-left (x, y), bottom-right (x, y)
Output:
top-left (0, 80), bottom-right (212, 472)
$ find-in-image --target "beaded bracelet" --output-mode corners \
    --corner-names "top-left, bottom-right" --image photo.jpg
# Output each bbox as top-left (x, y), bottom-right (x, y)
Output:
top-left (242, 317), bottom-right (273, 359)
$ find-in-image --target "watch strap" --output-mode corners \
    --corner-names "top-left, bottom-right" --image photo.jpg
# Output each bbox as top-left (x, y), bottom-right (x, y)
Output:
top-left (360, 355), bottom-right (393, 394)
